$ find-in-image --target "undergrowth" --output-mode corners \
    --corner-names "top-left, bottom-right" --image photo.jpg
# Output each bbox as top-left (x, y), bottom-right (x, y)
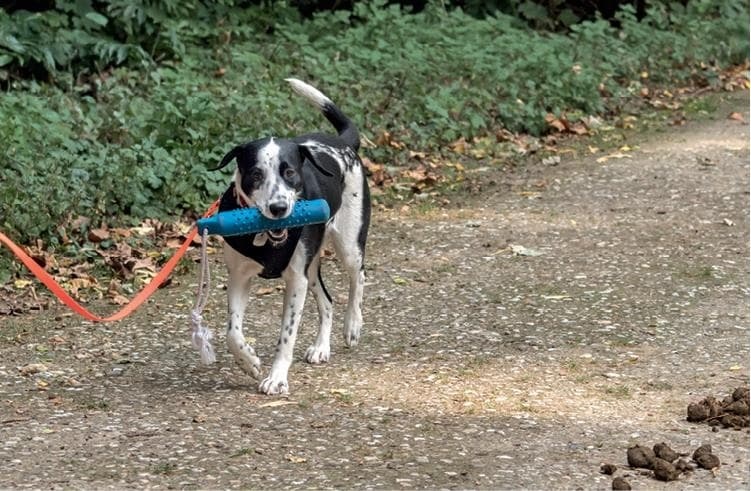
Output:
top-left (0, 0), bottom-right (748, 253)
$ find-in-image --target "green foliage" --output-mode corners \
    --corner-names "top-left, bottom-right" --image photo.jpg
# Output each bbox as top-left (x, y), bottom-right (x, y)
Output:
top-left (0, 0), bottom-right (289, 80)
top-left (0, 0), bottom-right (747, 249)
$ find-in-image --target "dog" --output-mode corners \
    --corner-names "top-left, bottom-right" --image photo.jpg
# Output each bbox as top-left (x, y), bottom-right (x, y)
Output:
top-left (212, 79), bottom-right (371, 395)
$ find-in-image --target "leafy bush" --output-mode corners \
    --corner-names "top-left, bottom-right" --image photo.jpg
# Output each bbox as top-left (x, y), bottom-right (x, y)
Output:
top-left (0, 0), bottom-right (747, 249)
top-left (0, 0), bottom-right (288, 80)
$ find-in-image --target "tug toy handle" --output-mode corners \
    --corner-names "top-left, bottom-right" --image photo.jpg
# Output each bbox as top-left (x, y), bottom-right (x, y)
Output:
top-left (196, 199), bottom-right (330, 237)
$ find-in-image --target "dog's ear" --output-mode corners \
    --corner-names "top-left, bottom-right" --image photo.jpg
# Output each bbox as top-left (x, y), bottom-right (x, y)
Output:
top-left (210, 145), bottom-right (241, 171)
top-left (299, 144), bottom-right (334, 177)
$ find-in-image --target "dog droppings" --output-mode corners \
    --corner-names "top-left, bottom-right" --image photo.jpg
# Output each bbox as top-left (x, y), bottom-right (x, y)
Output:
top-left (653, 442), bottom-right (679, 462)
top-left (652, 458), bottom-right (679, 481)
top-left (626, 445), bottom-right (655, 469)
top-left (686, 387), bottom-right (750, 429)
top-left (695, 452), bottom-right (721, 470)
top-left (614, 439), bottom-right (730, 485)
top-left (611, 476), bottom-right (631, 490)
top-left (692, 444), bottom-right (712, 460)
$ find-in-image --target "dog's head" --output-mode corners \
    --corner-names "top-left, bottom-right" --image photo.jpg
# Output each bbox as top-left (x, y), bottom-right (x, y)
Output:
top-left (214, 137), bottom-right (331, 221)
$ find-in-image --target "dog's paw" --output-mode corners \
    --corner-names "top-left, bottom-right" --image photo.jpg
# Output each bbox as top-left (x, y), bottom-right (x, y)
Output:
top-left (236, 348), bottom-right (262, 380)
top-left (304, 344), bottom-right (330, 364)
top-left (343, 324), bottom-right (360, 348)
top-left (258, 373), bottom-right (289, 395)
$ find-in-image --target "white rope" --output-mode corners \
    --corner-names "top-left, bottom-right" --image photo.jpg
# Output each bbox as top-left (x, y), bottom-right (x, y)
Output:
top-left (190, 228), bottom-right (216, 364)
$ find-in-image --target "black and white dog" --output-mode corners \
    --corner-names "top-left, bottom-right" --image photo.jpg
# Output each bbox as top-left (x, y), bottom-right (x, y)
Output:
top-left (213, 79), bottom-right (371, 395)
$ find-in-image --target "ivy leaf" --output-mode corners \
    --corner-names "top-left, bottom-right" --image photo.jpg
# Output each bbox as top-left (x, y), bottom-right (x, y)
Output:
top-left (85, 12), bottom-right (109, 27)
top-left (1, 35), bottom-right (25, 54)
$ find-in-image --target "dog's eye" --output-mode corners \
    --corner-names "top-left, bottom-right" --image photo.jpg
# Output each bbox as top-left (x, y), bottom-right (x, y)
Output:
top-left (249, 169), bottom-right (263, 183)
top-left (283, 167), bottom-right (297, 180)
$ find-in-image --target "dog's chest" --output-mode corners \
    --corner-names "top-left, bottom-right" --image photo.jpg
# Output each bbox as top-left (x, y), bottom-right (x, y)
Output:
top-left (219, 188), bottom-right (304, 279)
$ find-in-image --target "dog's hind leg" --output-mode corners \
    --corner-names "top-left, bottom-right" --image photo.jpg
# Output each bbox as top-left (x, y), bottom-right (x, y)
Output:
top-left (224, 245), bottom-right (262, 379)
top-left (304, 255), bottom-right (333, 364)
top-left (331, 234), bottom-right (365, 348)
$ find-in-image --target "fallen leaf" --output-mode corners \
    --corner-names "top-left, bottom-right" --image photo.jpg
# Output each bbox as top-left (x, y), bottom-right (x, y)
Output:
top-left (363, 157), bottom-right (392, 187)
top-left (255, 286), bottom-right (276, 296)
top-left (48, 335), bottom-right (66, 345)
top-left (14, 279), bottom-right (32, 289)
top-left (18, 363), bottom-right (48, 376)
top-left (88, 228), bottom-right (110, 243)
top-left (545, 113), bottom-right (567, 132)
top-left (596, 153), bottom-right (631, 163)
top-left (728, 112), bottom-right (745, 123)
top-left (110, 293), bottom-right (130, 305)
top-left (48, 395), bottom-right (63, 406)
top-left (510, 244), bottom-right (543, 257)
top-left (449, 137), bottom-right (467, 154)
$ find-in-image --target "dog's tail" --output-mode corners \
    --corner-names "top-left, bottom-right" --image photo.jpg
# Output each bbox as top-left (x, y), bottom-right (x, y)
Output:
top-left (286, 78), bottom-right (360, 150)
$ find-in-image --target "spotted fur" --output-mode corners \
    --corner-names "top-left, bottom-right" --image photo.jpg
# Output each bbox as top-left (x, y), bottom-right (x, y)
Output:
top-left (213, 79), bottom-right (371, 395)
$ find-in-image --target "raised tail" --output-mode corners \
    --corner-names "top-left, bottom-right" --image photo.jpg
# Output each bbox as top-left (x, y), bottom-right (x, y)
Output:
top-left (286, 78), bottom-right (360, 150)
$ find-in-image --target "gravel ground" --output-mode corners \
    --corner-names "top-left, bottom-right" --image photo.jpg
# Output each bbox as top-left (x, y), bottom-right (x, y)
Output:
top-left (1, 92), bottom-right (749, 489)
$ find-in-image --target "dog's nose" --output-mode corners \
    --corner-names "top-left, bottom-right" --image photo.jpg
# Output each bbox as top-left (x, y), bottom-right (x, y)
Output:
top-left (269, 202), bottom-right (289, 218)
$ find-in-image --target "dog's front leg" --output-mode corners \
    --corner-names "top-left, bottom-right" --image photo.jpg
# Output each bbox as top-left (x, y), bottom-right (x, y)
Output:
top-left (225, 246), bottom-right (262, 379)
top-left (258, 266), bottom-right (308, 395)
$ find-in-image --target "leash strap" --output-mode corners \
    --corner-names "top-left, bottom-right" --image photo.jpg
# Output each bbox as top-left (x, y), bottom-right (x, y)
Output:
top-left (190, 228), bottom-right (216, 364)
top-left (0, 200), bottom-right (220, 322)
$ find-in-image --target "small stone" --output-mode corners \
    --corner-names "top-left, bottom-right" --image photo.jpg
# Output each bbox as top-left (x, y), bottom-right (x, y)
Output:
top-left (600, 463), bottom-right (618, 475)
top-left (695, 453), bottom-right (721, 470)
top-left (653, 442), bottom-right (679, 462)
top-left (652, 457), bottom-right (680, 481)
top-left (612, 477), bottom-right (631, 490)
top-left (627, 444), bottom-right (655, 469)
top-left (692, 444), bottom-right (712, 460)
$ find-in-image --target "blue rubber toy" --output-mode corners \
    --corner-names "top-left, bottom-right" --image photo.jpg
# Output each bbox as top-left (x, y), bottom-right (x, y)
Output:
top-left (196, 199), bottom-right (330, 237)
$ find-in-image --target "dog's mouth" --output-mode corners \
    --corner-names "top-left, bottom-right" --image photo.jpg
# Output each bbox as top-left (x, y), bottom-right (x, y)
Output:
top-left (267, 228), bottom-right (288, 246)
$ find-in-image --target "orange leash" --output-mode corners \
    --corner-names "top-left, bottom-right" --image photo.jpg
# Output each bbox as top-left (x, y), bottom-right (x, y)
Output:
top-left (0, 200), bottom-right (220, 322)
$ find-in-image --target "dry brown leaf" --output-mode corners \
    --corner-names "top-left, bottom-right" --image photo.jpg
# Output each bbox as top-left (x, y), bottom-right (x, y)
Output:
top-left (728, 112), bottom-right (745, 123)
top-left (88, 228), bottom-right (110, 243)
top-left (18, 363), bottom-right (47, 376)
top-left (131, 258), bottom-right (156, 272)
top-left (255, 286), bottom-right (276, 296)
top-left (362, 157), bottom-right (392, 187)
top-left (449, 137), bottom-right (467, 154)
top-left (545, 113), bottom-right (567, 132)
top-left (110, 293), bottom-right (130, 305)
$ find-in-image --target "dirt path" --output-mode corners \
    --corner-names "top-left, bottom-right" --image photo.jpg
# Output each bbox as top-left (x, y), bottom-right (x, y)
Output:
top-left (1, 92), bottom-right (749, 489)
